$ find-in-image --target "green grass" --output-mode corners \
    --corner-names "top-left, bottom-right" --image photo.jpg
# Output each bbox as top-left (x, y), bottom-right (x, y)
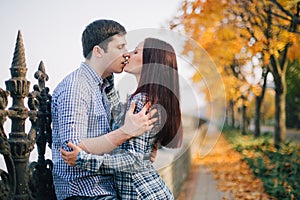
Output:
top-left (223, 127), bottom-right (300, 200)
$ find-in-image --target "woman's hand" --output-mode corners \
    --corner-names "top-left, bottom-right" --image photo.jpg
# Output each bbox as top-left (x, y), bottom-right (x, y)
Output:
top-left (60, 142), bottom-right (82, 166)
top-left (121, 101), bottom-right (157, 137)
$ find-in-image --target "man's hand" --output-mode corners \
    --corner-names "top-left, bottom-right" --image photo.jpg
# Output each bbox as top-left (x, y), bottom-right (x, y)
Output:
top-left (60, 142), bottom-right (82, 166)
top-left (120, 102), bottom-right (157, 137)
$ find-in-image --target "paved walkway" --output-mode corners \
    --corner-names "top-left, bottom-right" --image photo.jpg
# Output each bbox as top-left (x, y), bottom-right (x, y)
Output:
top-left (176, 132), bottom-right (229, 200)
top-left (248, 125), bottom-right (300, 143)
top-left (177, 125), bottom-right (300, 200)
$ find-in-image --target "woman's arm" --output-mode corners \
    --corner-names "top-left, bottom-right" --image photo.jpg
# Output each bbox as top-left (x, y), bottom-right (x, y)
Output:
top-left (60, 142), bottom-right (147, 174)
top-left (79, 102), bottom-right (157, 155)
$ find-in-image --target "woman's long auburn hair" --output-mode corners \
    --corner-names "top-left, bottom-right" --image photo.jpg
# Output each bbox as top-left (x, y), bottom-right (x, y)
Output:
top-left (131, 38), bottom-right (183, 148)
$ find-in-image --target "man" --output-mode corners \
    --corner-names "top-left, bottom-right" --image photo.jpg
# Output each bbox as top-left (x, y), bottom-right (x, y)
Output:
top-left (51, 19), bottom-right (155, 200)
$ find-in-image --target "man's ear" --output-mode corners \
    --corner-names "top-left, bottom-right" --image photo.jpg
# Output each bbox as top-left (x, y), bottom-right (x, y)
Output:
top-left (93, 45), bottom-right (104, 58)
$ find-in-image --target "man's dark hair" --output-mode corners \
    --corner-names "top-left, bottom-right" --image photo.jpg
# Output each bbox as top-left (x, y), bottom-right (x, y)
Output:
top-left (82, 19), bottom-right (126, 59)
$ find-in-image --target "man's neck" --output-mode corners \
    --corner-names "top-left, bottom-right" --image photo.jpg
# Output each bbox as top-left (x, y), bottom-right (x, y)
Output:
top-left (84, 59), bottom-right (105, 78)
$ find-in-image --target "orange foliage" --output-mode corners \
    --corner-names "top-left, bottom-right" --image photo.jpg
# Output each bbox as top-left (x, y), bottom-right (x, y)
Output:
top-left (170, 0), bottom-right (249, 106)
top-left (195, 135), bottom-right (276, 200)
top-left (170, 0), bottom-right (300, 114)
top-left (234, 0), bottom-right (300, 66)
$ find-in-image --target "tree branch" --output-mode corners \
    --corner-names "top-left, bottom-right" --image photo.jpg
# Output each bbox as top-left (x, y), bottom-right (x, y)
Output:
top-left (269, 0), bottom-right (300, 24)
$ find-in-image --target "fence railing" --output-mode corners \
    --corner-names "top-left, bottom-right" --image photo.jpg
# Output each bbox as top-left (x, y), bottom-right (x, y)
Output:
top-left (0, 31), bottom-right (56, 200)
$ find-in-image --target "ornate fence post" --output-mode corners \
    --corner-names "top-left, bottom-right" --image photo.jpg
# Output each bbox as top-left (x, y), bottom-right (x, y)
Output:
top-left (0, 88), bottom-right (16, 200)
top-left (0, 31), bottom-right (56, 199)
top-left (4, 30), bottom-right (34, 200)
top-left (28, 61), bottom-right (55, 200)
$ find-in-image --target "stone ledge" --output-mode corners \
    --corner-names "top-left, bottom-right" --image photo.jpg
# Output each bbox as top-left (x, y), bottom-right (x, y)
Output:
top-left (154, 115), bottom-right (207, 198)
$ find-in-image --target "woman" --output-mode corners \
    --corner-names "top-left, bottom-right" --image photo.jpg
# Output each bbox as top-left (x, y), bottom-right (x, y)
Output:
top-left (61, 38), bottom-right (183, 199)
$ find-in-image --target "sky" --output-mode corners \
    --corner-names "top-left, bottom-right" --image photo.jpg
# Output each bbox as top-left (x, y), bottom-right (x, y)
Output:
top-left (0, 0), bottom-right (207, 112)
top-left (0, 0), bottom-right (182, 88)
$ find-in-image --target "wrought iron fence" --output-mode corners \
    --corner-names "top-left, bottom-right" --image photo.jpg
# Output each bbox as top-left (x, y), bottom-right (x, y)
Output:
top-left (0, 31), bottom-right (56, 200)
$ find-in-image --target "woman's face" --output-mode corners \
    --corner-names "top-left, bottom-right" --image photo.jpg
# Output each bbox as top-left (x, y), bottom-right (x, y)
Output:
top-left (123, 41), bottom-right (144, 75)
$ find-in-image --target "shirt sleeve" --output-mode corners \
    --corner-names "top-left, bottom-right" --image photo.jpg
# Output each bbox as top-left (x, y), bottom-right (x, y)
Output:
top-left (75, 149), bottom-right (148, 174)
top-left (57, 83), bottom-right (89, 150)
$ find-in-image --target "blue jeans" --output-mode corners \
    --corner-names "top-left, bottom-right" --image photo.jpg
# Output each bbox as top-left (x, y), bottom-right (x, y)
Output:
top-left (65, 195), bottom-right (119, 200)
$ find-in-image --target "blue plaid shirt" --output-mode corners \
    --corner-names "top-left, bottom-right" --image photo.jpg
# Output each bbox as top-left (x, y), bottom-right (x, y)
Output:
top-left (75, 93), bottom-right (174, 200)
top-left (51, 62), bottom-right (119, 199)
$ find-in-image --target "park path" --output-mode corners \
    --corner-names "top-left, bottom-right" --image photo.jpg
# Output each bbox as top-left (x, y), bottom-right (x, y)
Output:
top-left (176, 127), bottom-right (277, 200)
top-left (176, 131), bottom-right (228, 200)
top-left (249, 125), bottom-right (300, 143)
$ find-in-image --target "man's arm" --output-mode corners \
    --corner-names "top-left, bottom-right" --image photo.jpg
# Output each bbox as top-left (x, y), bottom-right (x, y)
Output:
top-left (58, 83), bottom-right (89, 150)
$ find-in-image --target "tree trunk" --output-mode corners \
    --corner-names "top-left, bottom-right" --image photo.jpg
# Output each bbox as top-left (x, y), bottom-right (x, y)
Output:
top-left (242, 103), bottom-right (247, 135)
top-left (225, 106), bottom-right (228, 126)
top-left (274, 79), bottom-right (286, 148)
top-left (230, 100), bottom-right (235, 128)
top-left (270, 47), bottom-right (288, 148)
top-left (254, 95), bottom-right (261, 137)
top-left (254, 68), bottom-right (268, 137)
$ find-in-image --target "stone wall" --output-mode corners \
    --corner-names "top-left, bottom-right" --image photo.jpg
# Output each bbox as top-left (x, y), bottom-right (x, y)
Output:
top-left (154, 115), bottom-right (207, 198)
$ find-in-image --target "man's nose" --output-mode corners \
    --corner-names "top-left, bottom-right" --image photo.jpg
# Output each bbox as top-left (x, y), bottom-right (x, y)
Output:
top-left (123, 47), bottom-right (128, 53)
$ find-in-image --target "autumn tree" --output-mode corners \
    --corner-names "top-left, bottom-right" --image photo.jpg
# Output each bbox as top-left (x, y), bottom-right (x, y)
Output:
top-left (232, 0), bottom-right (300, 147)
top-left (169, 0), bottom-right (249, 129)
top-left (169, 0), bottom-right (266, 134)
top-left (170, 0), bottom-right (300, 147)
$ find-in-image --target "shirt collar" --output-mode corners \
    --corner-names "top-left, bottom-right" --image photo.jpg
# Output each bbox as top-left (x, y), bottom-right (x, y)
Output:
top-left (80, 62), bottom-right (110, 91)
top-left (80, 62), bottom-right (108, 89)
top-left (101, 78), bottom-right (110, 91)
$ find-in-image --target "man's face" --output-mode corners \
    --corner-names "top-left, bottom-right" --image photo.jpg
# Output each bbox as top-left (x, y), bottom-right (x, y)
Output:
top-left (102, 34), bottom-right (128, 77)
